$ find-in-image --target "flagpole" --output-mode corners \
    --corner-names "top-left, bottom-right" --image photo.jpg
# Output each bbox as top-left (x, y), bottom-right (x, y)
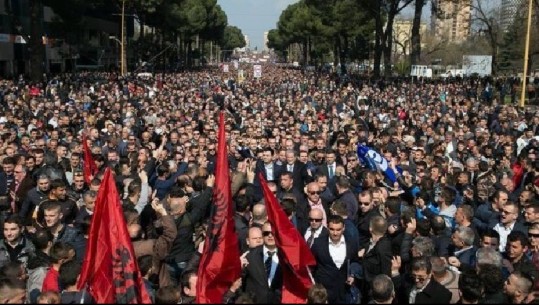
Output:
top-left (520, 0), bottom-right (534, 108)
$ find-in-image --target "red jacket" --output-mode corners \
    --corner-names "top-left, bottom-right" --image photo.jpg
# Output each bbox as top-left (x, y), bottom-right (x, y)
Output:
top-left (42, 267), bottom-right (60, 292)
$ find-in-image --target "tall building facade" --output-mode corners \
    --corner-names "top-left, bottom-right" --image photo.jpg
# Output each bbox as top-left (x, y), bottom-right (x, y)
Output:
top-left (500, 0), bottom-right (525, 31)
top-left (263, 31), bottom-right (269, 52)
top-left (431, 0), bottom-right (472, 42)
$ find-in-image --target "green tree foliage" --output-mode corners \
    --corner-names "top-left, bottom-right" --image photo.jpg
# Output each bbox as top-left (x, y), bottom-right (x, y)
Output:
top-left (271, 0), bottom-right (373, 69)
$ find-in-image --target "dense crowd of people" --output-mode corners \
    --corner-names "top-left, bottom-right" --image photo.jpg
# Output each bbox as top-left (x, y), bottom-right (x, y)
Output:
top-left (0, 65), bottom-right (538, 304)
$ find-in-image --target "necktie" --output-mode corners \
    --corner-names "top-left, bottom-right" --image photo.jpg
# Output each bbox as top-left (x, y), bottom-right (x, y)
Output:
top-left (329, 165), bottom-right (334, 178)
top-left (307, 228), bottom-right (317, 247)
top-left (265, 251), bottom-right (275, 278)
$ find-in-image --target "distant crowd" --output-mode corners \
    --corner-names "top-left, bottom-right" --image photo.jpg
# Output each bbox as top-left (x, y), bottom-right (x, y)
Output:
top-left (1, 66), bottom-right (539, 304)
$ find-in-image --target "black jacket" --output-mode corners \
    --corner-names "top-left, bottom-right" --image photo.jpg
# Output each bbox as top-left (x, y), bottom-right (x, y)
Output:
top-left (19, 187), bottom-right (48, 226)
top-left (167, 188), bottom-right (212, 263)
top-left (311, 235), bottom-right (360, 303)
top-left (393, 274), bottom-right (452, 304)
top-left (242, 246), bottom-right (282, 304)
top-left (360, 236), bottom-right (392, 283)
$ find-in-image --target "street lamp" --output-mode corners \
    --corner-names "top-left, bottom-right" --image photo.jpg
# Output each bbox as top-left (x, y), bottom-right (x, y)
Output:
top-left (109, 36), bottom-right (121, 71)
top-left (111, 0), bottom-right (127, 76)
top-left (520, 0), bottom-right (533, 107)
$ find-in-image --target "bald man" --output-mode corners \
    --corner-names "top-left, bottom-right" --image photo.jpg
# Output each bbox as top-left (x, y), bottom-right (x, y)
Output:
top-left (304, 208), bottom-right (329, 248)
top-left (251, 203), bottom-right (267, 228)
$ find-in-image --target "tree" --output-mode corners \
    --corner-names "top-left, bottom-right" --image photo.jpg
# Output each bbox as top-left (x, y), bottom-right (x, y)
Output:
top-left (410, 0), bottom-right (426, 65)
top-left (220, 26), bottom-right (245, 60)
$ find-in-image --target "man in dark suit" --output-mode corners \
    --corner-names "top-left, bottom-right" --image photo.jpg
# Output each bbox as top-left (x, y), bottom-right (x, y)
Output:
top-left (447, 226), bottom-right (477, 270)
top-left (359, 216), bottom-right (392, 284)
top-left (10, 164), bottom-right (35, 214)
top-left (276, 171), bottom-right (304, 205)
top-left (303, 208), bottom-right (329, 248)
top-left (254, 147), bottom-right (283, 186)
top-left (283, 150), bottom-right (310, 192)
top-left (311, 215), bottom-right (360, 303)
top-left (392, 256), bottom-right (452, 304)
top-left (242, 222), bottom-right (282, 304)
top-left (330, 199), bottom-right (360, 251)
top-left (297, 182), bottom-right (330, 228)
top-left (316, 149), bottom-right (338, 193)
top-left (234, 195), bottom-right (251, 252)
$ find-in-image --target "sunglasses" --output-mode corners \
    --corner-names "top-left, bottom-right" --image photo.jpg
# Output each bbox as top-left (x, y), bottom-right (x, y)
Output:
top-left (529, 233), bottom-right (539, 238)
top-left (309, 218), bottom-right (323, 222)
top-left (309, 191), bottom-right (322, 195)
top-left (348, 159), bottom-right (357, 162)
top-left (262, 231), bottom-right (274, 237)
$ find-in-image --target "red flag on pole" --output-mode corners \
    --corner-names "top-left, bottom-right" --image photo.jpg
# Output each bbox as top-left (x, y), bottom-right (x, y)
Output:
top-left (77, 168), bottom-right (152, 304)
top-left (82, 133), bottom-right (97, 185)
top-left (258, 173), bottom-right (317, 303)
top-left (196, 111), bottom-right (241, 303)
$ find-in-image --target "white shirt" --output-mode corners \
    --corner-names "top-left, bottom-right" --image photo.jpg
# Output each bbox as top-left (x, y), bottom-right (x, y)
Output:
top-left (494, 222), bottom-right (516, 252)
top-left (328, 236), bottom-right (346, 269)
top-left (265, 163), bottom-right (274, 181)
top-left (263, 246), bottom-right (279, 286)
top-left (287, 164), bottom-right (294, 172)
top-left (304, 226), bottom-right (324, 242)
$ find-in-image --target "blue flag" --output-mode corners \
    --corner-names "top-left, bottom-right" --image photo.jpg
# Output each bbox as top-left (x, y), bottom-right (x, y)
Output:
top-left (357, 144), bottom-right (401, 183)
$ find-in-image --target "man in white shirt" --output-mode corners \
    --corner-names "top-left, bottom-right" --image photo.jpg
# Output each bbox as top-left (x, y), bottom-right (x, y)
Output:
top-left (310, 215), bottom-right (360, 303)
top-left (242, 222), bottom-right (282, 303)
top-left (304, 209), bottom-right (328, 247)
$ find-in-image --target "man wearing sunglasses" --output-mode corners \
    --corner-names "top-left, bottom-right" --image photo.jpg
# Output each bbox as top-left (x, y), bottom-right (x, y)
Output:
top-left (242, 222), bottom-right (282, 304)
top-left (304, 209), bottom-right (329, 248)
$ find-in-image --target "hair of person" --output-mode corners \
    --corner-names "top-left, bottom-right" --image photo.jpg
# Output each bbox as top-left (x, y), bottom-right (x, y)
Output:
top-left (280, 198), bottom-right (296, 216)
top-left (512, 271), bottom-right (534, 295)
top-left (430, 215), bottom-right (446, 235)
top-left (59, 259), bottom-right (81, 288)
top-left (235, 292), bottom-right (256, 304)
top-left (42, 201), bottom-right (62, 213)
top-left (416, 218), bottom-right (431, 237)
top-left (335, 175), bottom-right (350, 189)
top-left (478, 264), bottom-right (504, 293)
top-left (455, 226), bottom-right (475, 247)
top-left (429, 256), bottom-right (448, 275)
top-left (168, 186), bottom-right (186, 198)
top-left (369, 215), bottom-right (388, 236)
top-left (31, 229), bottom-right (54, 250)
top-left (476, 247), bottom-right (503, 268)
top-left (180, 270), bottom-right (197, 294)
top-left (0, 278), bottom-right (25, 301)
top-left (459, 204), bottom-right (474, 220)
top-left (3, 214), bottom-right (23, 228)
top-left (411, 256), bottom-right (432, 273)
top-left (49, 242), bottom-right (72, 264)
top-left (385, 197), bottom-right (401, 214)
top-left (50, 178), bottom-right (66, 190)
top-left (411, 236), bottom-right (435, 257)
top-left (251, 204), bottom-right (267, 222)
top-left (0, 261), bottom-right (23, 280)
top-left (36, 291), bottom-right (61, 304)
top-left (482, 228), bottom-right (500, 241)
top-left (155, 285), bottom-right (181, 304)
top-left (234, 194), bottom-right (250, 213)
top-left (371, 274), bottom-right (394, 303)
top-left (306, 283), bottom-right (328, 304)
top-left (459, 270), bottom-right (483, 303)
top-left (330, 199), bottom-right (348, 217)
top-left (327, 214), bottom-right (344, 226)
top-left (507, 230), bottom-right (530, 248)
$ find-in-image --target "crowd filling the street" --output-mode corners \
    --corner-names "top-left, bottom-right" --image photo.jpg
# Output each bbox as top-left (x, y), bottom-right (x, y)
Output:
top-left (1, 66), bottom-right (539, 304)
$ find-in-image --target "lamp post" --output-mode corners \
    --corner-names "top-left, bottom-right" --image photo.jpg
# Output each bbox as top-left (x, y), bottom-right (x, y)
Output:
top-left (121, 0), bottom-right (127, 76)
top-left (520, 0), bottom-right (533, 107)
top-left (109, 36), bottom-right (121, 70)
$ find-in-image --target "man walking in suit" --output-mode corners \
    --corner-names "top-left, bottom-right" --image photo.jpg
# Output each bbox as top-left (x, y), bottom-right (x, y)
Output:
top-left (242, 222), bottom-right (282, 304)
top-left (304, 209), bottom-right (329, 248)
top-left (311, 215), bottom-right (360, 303)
